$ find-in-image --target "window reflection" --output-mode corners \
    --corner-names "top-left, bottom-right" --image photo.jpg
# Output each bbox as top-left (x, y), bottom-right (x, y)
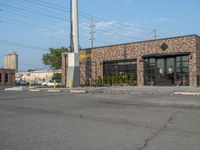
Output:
top-left (144, 55), bottom-right (189, 86)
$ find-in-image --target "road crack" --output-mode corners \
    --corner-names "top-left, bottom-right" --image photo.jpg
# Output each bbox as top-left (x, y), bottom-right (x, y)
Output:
top-left (136, 110), bottom-right (180, 150)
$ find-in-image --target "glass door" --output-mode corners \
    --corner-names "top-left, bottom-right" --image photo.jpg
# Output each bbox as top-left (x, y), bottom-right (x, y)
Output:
top-left (166, 58), bottom-right (175, 85)
top-left (156, 58), bottom-right (165, 85)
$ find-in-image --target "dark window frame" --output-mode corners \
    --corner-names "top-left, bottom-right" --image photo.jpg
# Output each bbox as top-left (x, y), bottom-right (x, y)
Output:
top-left (5, 73), bottom-right (9, 83)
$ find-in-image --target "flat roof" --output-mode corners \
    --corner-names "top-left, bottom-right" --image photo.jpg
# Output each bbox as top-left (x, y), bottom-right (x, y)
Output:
top-left (84, 34), bottom-right (199, 51)
top-left (0, 68), bottom-right (15, 71)
top-left (5, 52), bottom-right (18, 56)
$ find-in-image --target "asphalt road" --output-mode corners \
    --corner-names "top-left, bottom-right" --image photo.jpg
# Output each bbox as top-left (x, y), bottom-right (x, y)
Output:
top-left (0, 91), bottom-right (200, 150)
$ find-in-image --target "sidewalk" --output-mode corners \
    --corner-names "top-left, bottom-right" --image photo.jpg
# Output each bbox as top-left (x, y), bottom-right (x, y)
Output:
top-left (2, 86), bottom-right (200, 96)
top-left (91, 86), bottom-right (200, 95)
top-left (33, 86), bottom-right (200, 95)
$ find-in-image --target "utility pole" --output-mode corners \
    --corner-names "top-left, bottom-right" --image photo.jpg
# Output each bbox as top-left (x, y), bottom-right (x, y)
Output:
top-left (89, 19), bottom-right (96, 48)
top-left (67, 0), bottom-right (80, 88)
top-left (153, 29), bottom-right (157, 40)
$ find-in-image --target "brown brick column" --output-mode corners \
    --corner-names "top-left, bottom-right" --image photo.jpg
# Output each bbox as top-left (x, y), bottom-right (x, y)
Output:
top-left (1, 72), bottom-right (5, 86)
top-left (137, 56), bottom-right (144, 86)
top-left (189, 52), bottom-right (197, 86)
top-left (61, 53), bottom-right (68, 86)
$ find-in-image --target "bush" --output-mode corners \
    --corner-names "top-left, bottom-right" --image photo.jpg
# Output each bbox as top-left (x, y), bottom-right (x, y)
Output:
top-left (103, 75), bottom-right (108, 85)
top-left (108, 75), bottom-right (112, 86)
top-left (97, 76), bottom-right (103, 86)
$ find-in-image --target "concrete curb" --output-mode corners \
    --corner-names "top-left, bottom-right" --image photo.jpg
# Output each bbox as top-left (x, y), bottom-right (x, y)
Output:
top-left (174, 92), bottom-right (200, 96)
top-left (29, 89), bottom-right (41, 92)
top-left (29, 89), bottom-right (63, 92)
top-left (70, 90), bottom-right (88, 93)
top-left (47, 89), bottom-right (61, 92)
top-left (4, 87), bottom-right (26, 91)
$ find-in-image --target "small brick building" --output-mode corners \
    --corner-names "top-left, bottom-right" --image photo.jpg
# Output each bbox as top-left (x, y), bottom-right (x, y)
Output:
top-left (62, 34), bottom-right (200, 87)
top-left (0, 69), bottom-right (16, 86)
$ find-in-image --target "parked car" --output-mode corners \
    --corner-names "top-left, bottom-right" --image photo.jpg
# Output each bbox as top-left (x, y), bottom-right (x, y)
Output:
top-left (16, 79), bottom-right (29, 85)
top-left (29, 81), bottom-right (42, 87)
top-left (42, 79), bottom-right (62, 87)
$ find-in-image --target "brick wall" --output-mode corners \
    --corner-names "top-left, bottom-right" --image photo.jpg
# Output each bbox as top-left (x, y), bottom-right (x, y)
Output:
top-left (195, 36), bottom-right (200, 86)
top-left (61, 52), bottom-right (68, 86)
top-left (0, 69), bottom-right (15, 86)
top-left (62, 35), bottom-right (200, 86)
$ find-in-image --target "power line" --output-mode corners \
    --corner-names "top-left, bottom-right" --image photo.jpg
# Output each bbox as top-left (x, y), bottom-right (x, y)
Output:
top-left (1, 0), bottom-right (152, 40)
top-left (7, 0), bottom-right (151, 35)
top-left (0, 40), bottom-right (48, 51)
top-left (0, 2), bottom-right (118, 37)
top-left (0, 0), bottom-right (155, 47)
top-left (33, 0), bottom-right (152, 32)
top-left (0, 17), bottom-right (68, 33)
top-left (29, 0), bottom-right (70, 11)
top-left (2, 7), bottom-right (68, 28)
top-left (21, 0), bottom-right (69, 12)
top-left (0, 2), bottom-right (70, 22)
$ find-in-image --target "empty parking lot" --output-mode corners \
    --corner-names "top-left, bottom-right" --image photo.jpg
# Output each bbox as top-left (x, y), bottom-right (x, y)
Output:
top-left (0, 91), bottom-right (200, 150)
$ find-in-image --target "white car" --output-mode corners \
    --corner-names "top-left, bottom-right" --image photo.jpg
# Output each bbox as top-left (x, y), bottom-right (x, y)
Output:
top-left (42, 79), bottom-right (62, 87)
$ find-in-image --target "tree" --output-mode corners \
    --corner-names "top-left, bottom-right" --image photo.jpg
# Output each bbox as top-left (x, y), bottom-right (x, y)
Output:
top-left (27, 69), bottom-right (35, 72)
top-left (42, 47), bottom-right (68, 70)
top-left (52, 72), bottom-right (62, 79)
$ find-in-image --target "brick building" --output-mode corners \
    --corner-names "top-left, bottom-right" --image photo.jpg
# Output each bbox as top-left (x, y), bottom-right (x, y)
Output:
top-left (62, 34), bottom-right (200, 87)
top-left (0, 69), bottom-right (16, 86)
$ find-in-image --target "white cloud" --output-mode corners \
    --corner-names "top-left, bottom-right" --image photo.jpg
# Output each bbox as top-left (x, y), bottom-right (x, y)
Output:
top-left (79, 20), bottom-right (155, 47)
top-left (95, 20), bottom-right (117, 29)
top-left (79, 22), bottom-right (88, 30)
top-left (144, 18), bottom-right (173, 24)
top-left (152, 18), bottom-right (173, 23)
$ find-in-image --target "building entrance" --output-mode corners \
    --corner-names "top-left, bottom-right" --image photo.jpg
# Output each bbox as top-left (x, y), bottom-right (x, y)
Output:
top-left (144, 55), bottom-right (189, 86)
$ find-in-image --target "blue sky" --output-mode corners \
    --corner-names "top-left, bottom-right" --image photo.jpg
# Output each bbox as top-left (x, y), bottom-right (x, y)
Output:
top-left (0, 0), bottom-right (200, 71)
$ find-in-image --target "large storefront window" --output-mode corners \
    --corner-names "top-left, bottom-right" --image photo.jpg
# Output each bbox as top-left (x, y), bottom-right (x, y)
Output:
top-left (103, 59), bottom-right (137, 85)
top-left (176, 56), bottom-right (189, 86)
top-left (144, 55), bottom-right (189, 86)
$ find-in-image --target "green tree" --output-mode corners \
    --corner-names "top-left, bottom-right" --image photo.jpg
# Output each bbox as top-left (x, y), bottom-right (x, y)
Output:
top-left (52, 72), bottom-right (62, 79)
top-left (27, 69), bottom-right (35, 72)
top-left (42, 47), bottom-right (68, 70)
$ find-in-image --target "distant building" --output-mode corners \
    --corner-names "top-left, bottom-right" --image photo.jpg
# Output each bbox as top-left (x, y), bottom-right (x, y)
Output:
top-left (0, 69), bottom-right (15, 86)
top-left (16, 69), bottom-right (61, 83)
top-left (4, 52), bottom-right (18, 72)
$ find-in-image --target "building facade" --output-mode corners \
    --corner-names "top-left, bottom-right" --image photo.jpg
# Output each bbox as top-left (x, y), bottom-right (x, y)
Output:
top-left (4, 52), bottom-right (18, 73)
top-left (62, 34), bottom-right (200, 87)
top-left (0, 69), bottom-right (15, 86)
top-left (16, 70), bottom-right (61, 83)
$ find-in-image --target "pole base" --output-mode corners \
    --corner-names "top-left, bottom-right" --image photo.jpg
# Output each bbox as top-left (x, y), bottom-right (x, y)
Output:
top-left (67, 53), bottom-right (80, 88)
top-left (67, 66), bottom-right (80, 88)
